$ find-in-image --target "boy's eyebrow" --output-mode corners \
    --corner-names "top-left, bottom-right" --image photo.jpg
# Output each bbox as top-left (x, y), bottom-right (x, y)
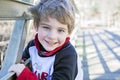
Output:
top-left (40, 22), bottom-right (50, 26)
top-left (39, 22), bottom-right (52, 28)
top-left (40, 22), bottom-right (68, 30)
top-left (58, 27), bottom-right (67, 30)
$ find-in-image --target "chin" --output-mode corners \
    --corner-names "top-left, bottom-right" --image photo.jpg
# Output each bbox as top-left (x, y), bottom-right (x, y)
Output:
top-left (46, 48), bottom-right (55, 51)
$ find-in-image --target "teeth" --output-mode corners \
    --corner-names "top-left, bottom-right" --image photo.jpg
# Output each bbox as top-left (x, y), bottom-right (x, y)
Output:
top-left (45, 40), bottom-right (57, 46)
top-left (47, 41), bottom-right (54, 45)
top-left (50, 42), bottom-right (57, 46)
top-left (49, 42), bottom-right (55, 45)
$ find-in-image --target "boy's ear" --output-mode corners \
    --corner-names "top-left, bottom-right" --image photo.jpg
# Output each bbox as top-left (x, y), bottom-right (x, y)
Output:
top-left (34, 26), bottom-right (38, 32)
top-left (67, 33), bottom-right (71, 37)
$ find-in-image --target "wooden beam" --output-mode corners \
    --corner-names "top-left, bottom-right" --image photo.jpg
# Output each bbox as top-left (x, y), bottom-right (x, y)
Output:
top-left (0, 19), bottom-right (28, 79)
top-left (0, 0), bottom-right (32, 19)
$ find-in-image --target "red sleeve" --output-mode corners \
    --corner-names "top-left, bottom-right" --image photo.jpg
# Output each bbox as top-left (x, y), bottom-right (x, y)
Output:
top-left (17, 67), bottom-right (38, 80)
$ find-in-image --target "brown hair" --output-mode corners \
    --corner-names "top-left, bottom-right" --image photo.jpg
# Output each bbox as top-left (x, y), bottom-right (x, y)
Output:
top-left (29, 0), bottom-right (75, 34)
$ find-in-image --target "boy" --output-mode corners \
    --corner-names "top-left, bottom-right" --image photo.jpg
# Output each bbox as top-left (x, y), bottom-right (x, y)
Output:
top-left (8, 0), bottom-right (82, 80)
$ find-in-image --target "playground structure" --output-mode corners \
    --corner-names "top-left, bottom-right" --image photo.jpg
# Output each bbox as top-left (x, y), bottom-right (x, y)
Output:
top-left (0, 0), bottom-right (79, 80)
top-left (0, 0), bottom-right (32, 80)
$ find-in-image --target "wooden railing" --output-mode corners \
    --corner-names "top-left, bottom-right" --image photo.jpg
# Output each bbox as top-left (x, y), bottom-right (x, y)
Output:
top-left (0, 0), bottom-right (32, 80)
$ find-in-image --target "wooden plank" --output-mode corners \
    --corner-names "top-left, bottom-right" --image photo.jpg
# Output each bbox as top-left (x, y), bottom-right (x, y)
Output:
top-left (11, 0), bottom-right (34, 5)
top-left (12, 0), bottom-right (34, 5)
top-left (0, 19), bottom-right (28, 78)
top-left (0, 0), bottom-right (32, 19)
top-left (0, 72), bottom-right (15, 80)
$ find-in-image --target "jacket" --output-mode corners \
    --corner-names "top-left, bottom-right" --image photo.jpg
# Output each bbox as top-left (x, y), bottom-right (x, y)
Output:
top-left (17, 39), bottom-right (78, 80)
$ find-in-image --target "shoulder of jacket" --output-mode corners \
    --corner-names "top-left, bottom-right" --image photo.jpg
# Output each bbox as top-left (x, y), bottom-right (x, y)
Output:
top-left (56, 41), bottom-right (77, 58)
top-left (28, 39), bottom-right (35, 47)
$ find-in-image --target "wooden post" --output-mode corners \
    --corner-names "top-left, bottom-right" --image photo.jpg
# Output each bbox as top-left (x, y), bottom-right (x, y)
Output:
top-left (0, 19), bottom-right (28, 80)
top-left (0, 1), bottom-right (32, 79)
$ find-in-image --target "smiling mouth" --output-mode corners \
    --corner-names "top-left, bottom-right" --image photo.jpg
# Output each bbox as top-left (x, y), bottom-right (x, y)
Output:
top-left (45, 40), bottom-right (57, 46)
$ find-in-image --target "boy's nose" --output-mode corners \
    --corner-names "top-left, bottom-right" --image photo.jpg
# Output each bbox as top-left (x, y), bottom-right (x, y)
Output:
top-left (47, 31), bottom-right (57, 40)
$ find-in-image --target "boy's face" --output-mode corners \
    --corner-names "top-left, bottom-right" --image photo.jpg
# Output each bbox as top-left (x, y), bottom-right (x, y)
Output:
top-left (35, 17), bottom-right (70, 51)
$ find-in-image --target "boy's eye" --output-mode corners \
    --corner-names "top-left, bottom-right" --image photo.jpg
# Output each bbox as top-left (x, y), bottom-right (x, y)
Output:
top-left (43, 26), bottom-right (50, 30)
top-left (58, 29), bottom-right (65, 33)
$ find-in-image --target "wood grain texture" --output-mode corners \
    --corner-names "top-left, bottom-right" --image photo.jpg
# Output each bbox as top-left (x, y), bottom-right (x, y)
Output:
top-left (0, 0), bottom-right (32, 19)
